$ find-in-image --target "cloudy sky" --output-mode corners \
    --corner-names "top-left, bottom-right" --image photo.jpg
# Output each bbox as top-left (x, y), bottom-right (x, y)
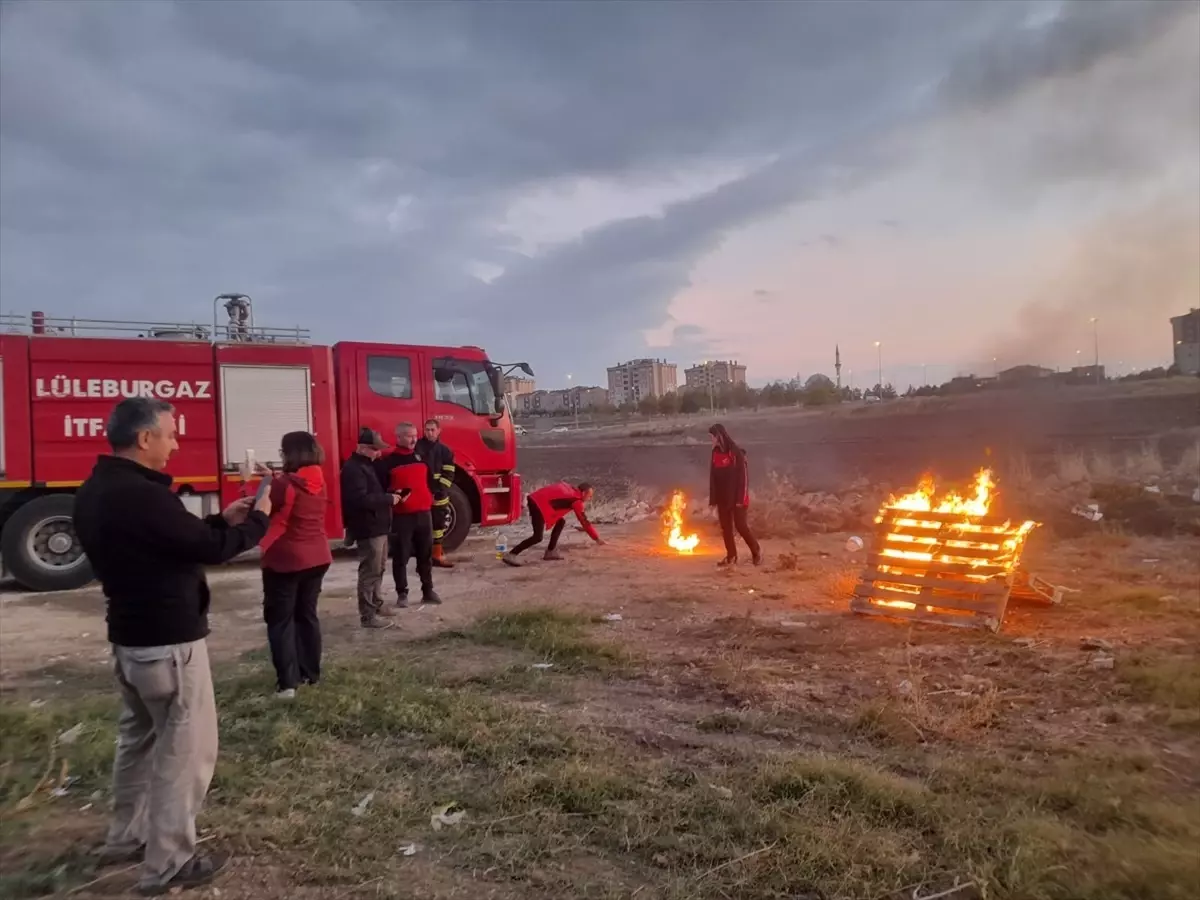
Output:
top-left (2, 0), bottom-right (1197, 390)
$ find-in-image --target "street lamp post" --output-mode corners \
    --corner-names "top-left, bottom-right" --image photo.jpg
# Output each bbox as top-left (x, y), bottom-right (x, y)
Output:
top-left (567, 374), bottom-right (579, 430)
top-left (1090, 317), bottom-right (1100, 384)
top-left (874, 341), bottom-right (882, 396)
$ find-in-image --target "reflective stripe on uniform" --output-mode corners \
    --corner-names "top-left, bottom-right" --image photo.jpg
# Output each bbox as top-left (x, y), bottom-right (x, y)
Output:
top-left (438, 477), bottom-right (453, 488)
top-left (434, 496), bottom-right (451, 506)
top-left (442, 464), bottom-right (455, 472)
top-left (433, 529), bottom-right (445, 540)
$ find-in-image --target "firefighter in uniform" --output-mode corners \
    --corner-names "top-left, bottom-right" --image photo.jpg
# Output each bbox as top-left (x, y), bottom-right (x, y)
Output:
top-left (416, 418), bottom-right (457, 568)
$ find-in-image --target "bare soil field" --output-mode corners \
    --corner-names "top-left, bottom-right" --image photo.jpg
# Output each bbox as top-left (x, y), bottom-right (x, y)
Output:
top-left (518, 379), bottom-right (1200, 496)
top-left (2, 519), bottom-right (1198, 900)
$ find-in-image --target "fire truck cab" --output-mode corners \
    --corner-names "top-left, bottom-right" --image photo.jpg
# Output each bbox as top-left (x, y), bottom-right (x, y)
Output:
top-left (0, 298), bottom-right (526, 592)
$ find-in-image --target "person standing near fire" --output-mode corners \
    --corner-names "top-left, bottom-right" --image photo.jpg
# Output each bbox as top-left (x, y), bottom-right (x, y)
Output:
top-left (416, 418), bottom-right (457, 568)
top-left (376, 422), bottom-right (442, 606)
top-left (709, 423), bottom-right (763, 567)
top-left (501, 481), bottom-right (604, 566)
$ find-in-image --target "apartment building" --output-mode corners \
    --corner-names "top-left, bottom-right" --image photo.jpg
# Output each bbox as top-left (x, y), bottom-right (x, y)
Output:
top-left (606, 358), bottom-right (678, 407)
top-left (1172, 308), bottom-right (1200, 376)
top-left (518, 386), bottom-right (609, 415)
top-left (684, 360), bottom-right (748, 391)
top-left (503, 376), bottom-right (535, 411)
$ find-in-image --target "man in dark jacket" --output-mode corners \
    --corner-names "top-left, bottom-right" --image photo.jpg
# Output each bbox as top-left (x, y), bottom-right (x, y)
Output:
top-left (416, 418), bottom-right (456, 568)
top-left (375, 421), bottom-right (441, 606)
top-left (341, 427), bottom-right (401, 628)
top-left (73, 398), bottom-right (270, 897)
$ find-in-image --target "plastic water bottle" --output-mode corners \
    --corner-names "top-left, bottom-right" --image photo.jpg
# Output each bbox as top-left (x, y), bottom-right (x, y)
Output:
top-left (495, 531), bottom-right (508, 559)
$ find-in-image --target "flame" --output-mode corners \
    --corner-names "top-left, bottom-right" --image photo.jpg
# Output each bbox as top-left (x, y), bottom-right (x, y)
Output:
top-left (884, 468), bottom-right (995, 517)
top-left (663, 490), bottom-right (700, 554)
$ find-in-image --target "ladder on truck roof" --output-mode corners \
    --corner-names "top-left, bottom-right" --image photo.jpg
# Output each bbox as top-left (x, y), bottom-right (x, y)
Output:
top-left (0, 294), bottom-right (311, 345)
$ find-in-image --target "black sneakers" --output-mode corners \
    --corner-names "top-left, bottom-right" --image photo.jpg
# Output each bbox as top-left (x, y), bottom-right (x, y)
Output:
top-left (138, 852), bottom-right (229, 896)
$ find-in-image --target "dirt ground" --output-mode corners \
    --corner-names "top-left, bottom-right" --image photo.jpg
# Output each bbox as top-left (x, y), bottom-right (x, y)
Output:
top-left (2, 517), bottom-right (1198, 899)
top-left (518, 379), bottom-right (1200, 494)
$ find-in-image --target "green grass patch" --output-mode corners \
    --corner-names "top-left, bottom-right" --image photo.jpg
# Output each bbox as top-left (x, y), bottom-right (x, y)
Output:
top-left (453, 608), bottom-right (631, 671)
top-left (1120, 653), bottom-right (1200, 730)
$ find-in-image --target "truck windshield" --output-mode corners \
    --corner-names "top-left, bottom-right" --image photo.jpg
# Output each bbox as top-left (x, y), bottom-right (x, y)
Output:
top-left (433, 359), bottom-right (499, 416)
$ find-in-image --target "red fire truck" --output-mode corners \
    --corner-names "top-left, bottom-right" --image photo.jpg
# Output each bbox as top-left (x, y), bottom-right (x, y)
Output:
top-left (0, 295), bottom-right (530, 592)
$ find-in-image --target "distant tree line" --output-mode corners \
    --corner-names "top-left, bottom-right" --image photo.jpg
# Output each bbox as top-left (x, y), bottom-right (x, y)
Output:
top-left (515, 364), bottom-right (1190, 422)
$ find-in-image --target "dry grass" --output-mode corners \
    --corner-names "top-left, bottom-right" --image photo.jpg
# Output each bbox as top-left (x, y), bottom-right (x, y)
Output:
top-left (1054, 441), bottom-right (1196, 487)
top-left (822, 566), bottom-right (860, 601)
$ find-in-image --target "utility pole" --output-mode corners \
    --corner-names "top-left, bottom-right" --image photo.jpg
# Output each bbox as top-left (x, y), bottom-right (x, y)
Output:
top-left (707, 362), bottom-right (715, 412)
top-left (1091, 317), bottom-right (1100, 384)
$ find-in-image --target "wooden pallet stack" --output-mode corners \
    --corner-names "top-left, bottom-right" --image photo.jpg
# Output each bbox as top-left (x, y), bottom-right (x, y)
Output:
top-left (851, 506), bottom-right (1037, 632)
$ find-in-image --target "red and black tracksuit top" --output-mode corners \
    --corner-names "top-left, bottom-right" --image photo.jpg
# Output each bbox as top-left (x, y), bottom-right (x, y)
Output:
top-left (709, 446), bottom-right (750, 509)
top-left (529, 482), bottom-right (600, 540)
top-left (375, 447), bottom-right (435, 527)
top-left (260, 465), bottom-right (334, 573)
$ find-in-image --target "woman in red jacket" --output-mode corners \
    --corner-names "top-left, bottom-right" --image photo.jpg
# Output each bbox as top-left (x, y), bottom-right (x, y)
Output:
top-left (259, 431), bottom-right (333, 699)
top-left (709, 423), bottom-right (762, 567)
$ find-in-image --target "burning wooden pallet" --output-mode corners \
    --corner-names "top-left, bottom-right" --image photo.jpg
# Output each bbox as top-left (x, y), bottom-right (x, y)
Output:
top-left (850, 470), bottom-right (1040, 632)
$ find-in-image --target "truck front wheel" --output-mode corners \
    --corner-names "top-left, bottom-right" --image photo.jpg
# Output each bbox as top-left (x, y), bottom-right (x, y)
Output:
top-left (441, 483), bottom-right (473, 553)
top-left (0, 494), bottom-right (94, 592)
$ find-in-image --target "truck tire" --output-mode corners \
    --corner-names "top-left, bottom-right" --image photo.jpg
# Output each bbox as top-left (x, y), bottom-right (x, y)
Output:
top-left (441, 483), bottom-right (473, 553)
top-left (0, 494), bottom-right (94, 592)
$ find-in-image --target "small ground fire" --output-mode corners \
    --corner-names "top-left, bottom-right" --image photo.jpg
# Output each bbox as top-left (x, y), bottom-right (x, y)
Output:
top-left (663, 490), bottom-right (700, 554)
top-left (852, 468), bottom-right (1041, 631)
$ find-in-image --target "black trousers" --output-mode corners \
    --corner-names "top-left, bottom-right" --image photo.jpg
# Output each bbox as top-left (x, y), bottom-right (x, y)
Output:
top-left (391, 511), bottom-right (434, 596)
top-left (431, 495), bottom-right (450, 546)
top-left (718, 504), bottom-right (760, 560)
top-left (262, 564), bottom-right (328, 691)
top-left (511, 498), bottom-right (565, 556)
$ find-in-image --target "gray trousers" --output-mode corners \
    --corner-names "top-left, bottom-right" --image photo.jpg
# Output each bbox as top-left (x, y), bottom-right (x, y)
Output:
top-left (356, 535), bottom-right (388, 621)
top-left (104, 640), bottom-right (218, 891)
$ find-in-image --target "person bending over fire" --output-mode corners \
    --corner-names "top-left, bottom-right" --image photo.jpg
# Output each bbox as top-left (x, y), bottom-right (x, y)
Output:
top-left (709, 423), bottom-right (763, 567)
top-left (502, 482), bottom-right (604, 566)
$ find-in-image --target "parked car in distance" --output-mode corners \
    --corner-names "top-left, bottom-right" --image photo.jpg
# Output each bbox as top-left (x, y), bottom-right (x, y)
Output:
top-left (549, 425), bottom-right (569, 433)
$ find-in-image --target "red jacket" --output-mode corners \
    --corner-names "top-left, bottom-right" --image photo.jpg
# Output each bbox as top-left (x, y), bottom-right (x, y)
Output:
top-left (530, 482), bottom-right (599, 540)
top-left (260, 466), bottom-right (334, 573)
top-left (710, 447), bottom-right (750, 508)
top-left (375, 448), bottom-right (434, 515)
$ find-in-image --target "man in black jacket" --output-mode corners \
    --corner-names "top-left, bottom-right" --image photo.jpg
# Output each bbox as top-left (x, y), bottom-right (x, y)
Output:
top-left (74, 398), bottom-right (271, 897)
top-left (341, 427), bottom-right (401, 628)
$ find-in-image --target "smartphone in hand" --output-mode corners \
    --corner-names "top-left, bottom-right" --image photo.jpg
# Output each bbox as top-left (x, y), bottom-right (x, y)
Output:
top-left (254, 473), bottom-right (274, 504)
